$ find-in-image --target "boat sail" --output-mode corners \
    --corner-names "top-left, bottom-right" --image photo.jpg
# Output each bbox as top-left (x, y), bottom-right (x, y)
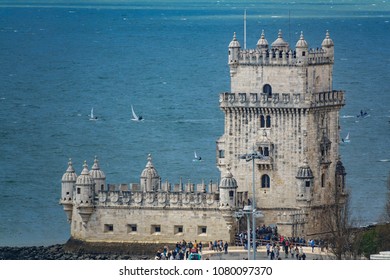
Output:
top-left (131, 105), bottom-right (143, 121)
top-left (343, 132), bottom-right (350, 143)
top-left (89, 108), bottom-right (97, 120)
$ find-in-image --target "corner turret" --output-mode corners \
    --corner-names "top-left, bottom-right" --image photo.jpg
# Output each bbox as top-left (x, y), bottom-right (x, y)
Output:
top-left (60, 159), bottom-right (77, 222)
top-left (75, 161), bottom-right (94, 224)
top-left (228, 32), bottom-right (240, 65)
top-left (295, 31), bottom-right (308, 65)
top-left (89, 156), bottom-right (106, 193)
top-left (335, 158), bottom-right (347, 192)
top-left (219, 168), bottom-right (238, 209)
top-left (321, 30), bottom-right (334, 62)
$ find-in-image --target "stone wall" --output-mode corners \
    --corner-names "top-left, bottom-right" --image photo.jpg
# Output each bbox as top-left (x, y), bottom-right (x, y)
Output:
top-left (70, 206), bottom-right (236, 244)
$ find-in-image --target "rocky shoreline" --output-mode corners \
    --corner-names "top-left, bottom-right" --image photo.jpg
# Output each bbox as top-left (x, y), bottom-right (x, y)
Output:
top-left (0, 244), bottom-right (154, 260)
top-left (0, 239), bottom-right (165, 260)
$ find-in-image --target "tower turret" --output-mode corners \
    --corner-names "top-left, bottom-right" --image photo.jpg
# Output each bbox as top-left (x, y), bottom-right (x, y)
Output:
top-left (271, 29), bottom-right (289, 52)
top-left (140, 154), bottom-right (160, 192)
top-left (335, 158), bottom-right (347, 192)
top-left (60, 159), bottom-right (77, 222)
top-left (321, 30), bottom-right (334, 62)
top-left (295, 31), bottom-right (309, 65)
top-left (228, 32), bottom-right (240, 66)
top-left (256, 30), bottom-right (268, 52)
top-left (296, 159), bottom-right (314, 202)
top-left (75, 161), bottom-right (94, 224)
top-left (219, 168), bottom-right (238, 209)
top-left (89, 156), bottom-right (106, 193)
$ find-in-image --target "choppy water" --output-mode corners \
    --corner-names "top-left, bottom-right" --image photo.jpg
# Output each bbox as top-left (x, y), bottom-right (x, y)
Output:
top-left (0, 1), bottom-right (389, 246)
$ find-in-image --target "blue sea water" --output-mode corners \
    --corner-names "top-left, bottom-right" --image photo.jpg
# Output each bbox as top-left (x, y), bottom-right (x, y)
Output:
top-left (0, 1), bottom-right (389, 246)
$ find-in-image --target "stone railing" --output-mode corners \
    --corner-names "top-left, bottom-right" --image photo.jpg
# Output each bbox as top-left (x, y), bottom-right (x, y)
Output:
top-left (219, 90), bottom-right (344, 109)
top-left (219, 92), bottom-right (305, 109)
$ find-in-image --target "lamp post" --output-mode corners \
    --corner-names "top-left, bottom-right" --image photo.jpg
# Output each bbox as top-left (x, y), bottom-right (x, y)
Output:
top-left (233, 208), bottom-right (251, 260)
top-left (243, 205), bottom-right (252, 260)
top-left (240, 151), bottom-right (263, 260)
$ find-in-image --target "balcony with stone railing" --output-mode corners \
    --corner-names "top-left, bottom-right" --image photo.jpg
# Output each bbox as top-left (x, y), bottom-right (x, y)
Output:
top-left (219, 90), bottom-right (344, 110)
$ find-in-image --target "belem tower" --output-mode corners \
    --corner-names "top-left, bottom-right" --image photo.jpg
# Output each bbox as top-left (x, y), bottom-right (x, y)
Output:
top-left (60, 29), bottom-right (347, 245)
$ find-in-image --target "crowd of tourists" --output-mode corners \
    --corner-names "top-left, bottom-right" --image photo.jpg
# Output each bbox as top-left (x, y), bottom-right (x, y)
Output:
top-left (155, 239), bottom-right (229, 260)
top-left (154, 224), bottom-right (328, 260)
top-left (236, 224), bottom-right (329, 260)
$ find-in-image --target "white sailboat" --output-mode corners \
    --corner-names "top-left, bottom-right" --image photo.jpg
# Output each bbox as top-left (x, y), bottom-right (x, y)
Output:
top-left (89, 107), bottom-right (97, 120)
top-left (131, 105), bottom-right (143, 121)
top-left (193, 151), bottom-right (202, 161)
top-left (343, 132), bottom-right (350, 143)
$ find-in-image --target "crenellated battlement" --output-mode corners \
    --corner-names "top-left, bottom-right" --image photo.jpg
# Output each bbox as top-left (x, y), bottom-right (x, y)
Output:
top-left (228, 30), bottom-right (334, 70)
top-left (96, 189), bottom-right (219, 208)
top-left (234, 47), bottom-right (332, 67)
top-left (94, 181), bottom-right (220, 208)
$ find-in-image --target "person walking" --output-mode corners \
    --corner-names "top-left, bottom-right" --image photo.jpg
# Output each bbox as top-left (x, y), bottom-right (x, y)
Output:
top-left (224, 241), bottom-right (229, 254)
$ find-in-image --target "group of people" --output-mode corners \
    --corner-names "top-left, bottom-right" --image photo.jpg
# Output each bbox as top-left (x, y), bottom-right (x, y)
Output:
top-left (155, 239), bottom-right (229, 260)
top-left (208, 240), bottom-right (229, 254)
top-left (236, 224), bottom-right (328, 260)
top-left (265, 240), bottom-right (307, 260)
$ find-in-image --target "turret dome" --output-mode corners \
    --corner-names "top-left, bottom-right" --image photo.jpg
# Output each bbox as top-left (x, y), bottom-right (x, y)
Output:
top-left (62, 159), bottom-right (77, 182)
top-left (321, 30), bottom-right (334, 47)
top-left (76, 161), bottom-right (94, 186)
top-left (256, 30), bottom-right (269, 49)
top-left (228, 32), bottom-right (240, 48)
top-left (271, 30), bottom-right (289, 50)
top-left (295, 31), bottom-right (308, 48)
top-left (140, 154), bottom-right (159, 179)
top-left (89, 156), bottom-right (106, 180)
top-left (296, 159), bottom-right (314, 179)
top-left (219, 169), bottom-right (238, 189)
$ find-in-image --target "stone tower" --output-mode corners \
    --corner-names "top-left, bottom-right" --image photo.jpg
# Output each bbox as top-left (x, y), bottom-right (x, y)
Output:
top-left (216, 30), bottom-right (347, 237)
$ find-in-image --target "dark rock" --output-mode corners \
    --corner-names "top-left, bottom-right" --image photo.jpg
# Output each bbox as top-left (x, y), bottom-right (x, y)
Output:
top-left (0, 240), bottom-right (167, 260)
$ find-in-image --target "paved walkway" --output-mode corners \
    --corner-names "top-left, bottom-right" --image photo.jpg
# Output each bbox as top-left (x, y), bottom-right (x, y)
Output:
top-left (201, 245), bottom-right (333, 260)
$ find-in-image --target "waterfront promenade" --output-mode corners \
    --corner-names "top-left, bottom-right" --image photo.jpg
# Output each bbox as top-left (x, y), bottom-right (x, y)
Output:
top-left (201, 245), bottom-right (333, 260)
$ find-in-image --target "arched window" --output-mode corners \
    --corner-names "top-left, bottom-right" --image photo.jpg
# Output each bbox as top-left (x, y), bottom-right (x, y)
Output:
top-left (321, 173), bottom-right (325, 188)
top-left (264, 147), bottom-right (269, 157)
top-left (260, 115), bottom-right (265, 127)
top-left (261, 174), bottom-right (270, 188)
top-left (259, 147), bottom-right (264, 155)
top-left (263, 84), bottom-right (272, 98)
top-left (266, 115), bottom-right (271, 128)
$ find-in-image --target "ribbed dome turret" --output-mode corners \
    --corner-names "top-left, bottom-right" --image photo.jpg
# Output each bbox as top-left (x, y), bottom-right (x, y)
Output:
top-left (76, 161), bottom-right (94, 186)
top-left (321, 30), bottom-right (334, 47)
top-left (295, 31), bottom-right (308, 48)
top-left (219, 168), bottom-right (238, 209)
top-left (296, 159), bottom-right (314, 179)
top-left (228, 32), bottom-right (240, 48)
top-left (141, 154), bottom-right (159, 178)
top-left (256, 30), bottom-right (269, 49)
top-left (62, 159), bottom-right (77, 182)
top-left (89, 156), bottom-right (106, 180)
top-left (219, 169), bottom-right (237, 189)
top-left (271, 29), bottom-right (289, 51)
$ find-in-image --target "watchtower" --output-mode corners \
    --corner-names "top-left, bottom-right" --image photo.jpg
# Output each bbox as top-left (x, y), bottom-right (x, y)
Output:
top-left (217, 30), bottom-right (347, 237)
